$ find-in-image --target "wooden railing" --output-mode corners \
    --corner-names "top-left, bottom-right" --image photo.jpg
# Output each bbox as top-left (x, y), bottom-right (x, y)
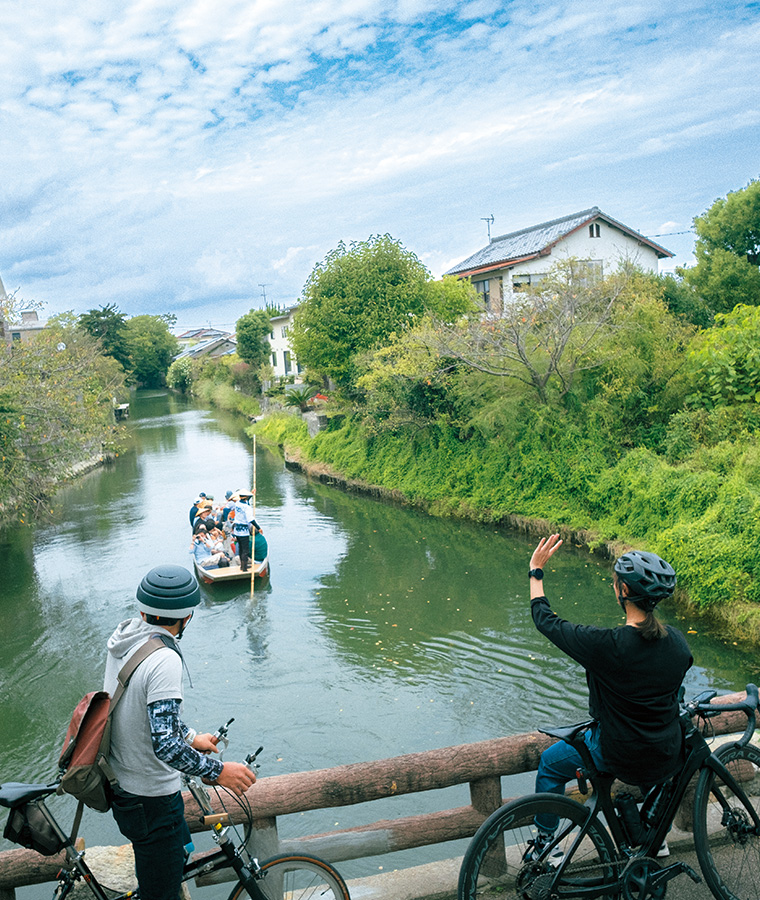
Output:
top-left (0, 692), bottom-right (751, 896)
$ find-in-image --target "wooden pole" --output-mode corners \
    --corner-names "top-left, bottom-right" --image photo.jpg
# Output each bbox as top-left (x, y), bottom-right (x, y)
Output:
top-left (250, 435), bottom-right (257, 598)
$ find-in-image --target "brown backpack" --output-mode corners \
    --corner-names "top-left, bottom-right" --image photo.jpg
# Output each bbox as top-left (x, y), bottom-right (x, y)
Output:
top-left (57, 637), bottom-right (169, 815)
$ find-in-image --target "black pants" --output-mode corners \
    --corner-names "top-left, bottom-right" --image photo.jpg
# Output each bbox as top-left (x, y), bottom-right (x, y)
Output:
top-left (111, 787), bottom-right (191, 900)
top-left (236, 533), bottom-right (251, 570)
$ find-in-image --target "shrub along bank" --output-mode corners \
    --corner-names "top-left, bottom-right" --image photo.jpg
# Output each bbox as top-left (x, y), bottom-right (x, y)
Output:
top-left (255, 409), bottom-right (760, 644)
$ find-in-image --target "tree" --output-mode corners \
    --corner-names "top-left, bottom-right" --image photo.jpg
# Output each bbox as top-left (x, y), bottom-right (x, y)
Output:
top-left (683, 180), bottom-right (760, 313)
top-left (123, 314), bottom-right (178, 387)
top-left (78, 303), bottom-right (130, 368)
top-left (0, 314), bottom-right (126, 517)
top-left (420, 259), bottom-right (634, 405)
top-left (236, 310), bottom-right (271, 369)
top-left (290, 235), bottom-right (474, 389)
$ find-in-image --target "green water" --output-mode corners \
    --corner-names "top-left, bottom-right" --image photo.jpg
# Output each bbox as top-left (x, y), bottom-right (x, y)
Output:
top-left (1, 390), bottom-right (757, 894)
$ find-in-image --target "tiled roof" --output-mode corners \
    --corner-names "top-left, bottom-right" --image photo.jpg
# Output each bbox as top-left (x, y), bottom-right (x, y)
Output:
top-left (445, 207), bottom-right (672, 276)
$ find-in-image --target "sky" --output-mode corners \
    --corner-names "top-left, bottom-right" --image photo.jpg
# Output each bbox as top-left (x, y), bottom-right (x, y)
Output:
top-left (0, 0), bottom-right (758, 332)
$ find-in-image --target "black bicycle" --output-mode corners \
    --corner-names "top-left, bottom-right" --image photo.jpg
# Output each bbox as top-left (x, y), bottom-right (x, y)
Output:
top-left (458, 683), bottom-right (760, 900)
top-left (1, 720), bottom-right (350, 900)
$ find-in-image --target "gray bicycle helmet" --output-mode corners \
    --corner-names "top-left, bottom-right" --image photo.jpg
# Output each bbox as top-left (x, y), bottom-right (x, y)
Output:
top-left (137, 565), bottom-right (201, 618)
top-left (613, 551), bottom-right (676, 609)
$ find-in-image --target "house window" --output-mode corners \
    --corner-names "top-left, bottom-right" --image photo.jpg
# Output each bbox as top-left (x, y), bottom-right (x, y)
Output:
top-left (270, 331), bottom-right (274, 340)
top-left (512, 273), bottom-right (545, 291)
top-left (271, 352), bottom-right (277, 368)
top-left (281, 326), bottom-right (288, 338)
top-left (575, 260), bottom-right (604, 285)
top-left (473, 279), bottom-right (490, 308)
top-left (284, 351), bottom-right (292, 375)
top-left (11, 332), bottom-right (21, 341)
top-left (589, 223), bottom-right (601, 238)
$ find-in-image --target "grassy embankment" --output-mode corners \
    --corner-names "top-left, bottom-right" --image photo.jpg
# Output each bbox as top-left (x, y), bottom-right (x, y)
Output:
top-left (254, 410), bottom-right (760, 646)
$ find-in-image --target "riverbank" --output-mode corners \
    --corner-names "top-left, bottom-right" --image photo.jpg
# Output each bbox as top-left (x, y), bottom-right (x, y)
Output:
top-left (269, 434), bottom-right (760, 650)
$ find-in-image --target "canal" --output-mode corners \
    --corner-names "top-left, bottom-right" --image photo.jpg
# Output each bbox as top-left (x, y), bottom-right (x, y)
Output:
top-left (1, 390), bottom-right (758, 895)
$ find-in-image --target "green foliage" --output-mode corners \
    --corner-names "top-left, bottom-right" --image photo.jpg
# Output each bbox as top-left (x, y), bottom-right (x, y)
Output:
top-left (283, 385), bottom-right (319, 412)
top-left (123, 315), bottom-right (179, 387)
top-left (291, 235), bottom-right (468, 389)
top-left (686, 304), bottom-right (760, 407)
top-left (78, 304), bottom-right (130, 368)
top-left (167, 357), bottom-right (195, 392)
top-left (659, 274), bottom-right (713, 328)
top-left (0, 319), bottom-right (126, 517)
top-left (236, 310), bottom-right (271, 368)
top-left (683, 180), bottom-right (760, 313)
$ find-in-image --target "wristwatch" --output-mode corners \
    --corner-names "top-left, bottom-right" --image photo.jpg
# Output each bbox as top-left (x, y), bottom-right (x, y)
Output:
top-left (529, 568), bottom-right (544, 580)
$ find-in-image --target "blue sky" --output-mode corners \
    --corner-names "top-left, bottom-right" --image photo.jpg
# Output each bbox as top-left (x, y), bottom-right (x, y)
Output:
top-left (1, 0), bottom-right (758, 330)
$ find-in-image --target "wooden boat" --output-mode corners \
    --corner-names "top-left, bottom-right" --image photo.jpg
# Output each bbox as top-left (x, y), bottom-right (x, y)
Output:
top-left (194, 556), bottom-right (269, 585)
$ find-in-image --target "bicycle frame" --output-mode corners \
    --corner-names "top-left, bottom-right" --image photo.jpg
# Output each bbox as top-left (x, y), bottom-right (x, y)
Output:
top-left (535, 709), bottom-right (760, 899)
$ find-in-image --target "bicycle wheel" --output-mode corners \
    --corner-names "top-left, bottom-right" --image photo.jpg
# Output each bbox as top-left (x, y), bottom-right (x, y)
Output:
top-left (458, 793), bottom-right (617, 900)
top-left (693, 742), bottom-right (760, 900)
top-left (227, 853), bottom-right (351, 900)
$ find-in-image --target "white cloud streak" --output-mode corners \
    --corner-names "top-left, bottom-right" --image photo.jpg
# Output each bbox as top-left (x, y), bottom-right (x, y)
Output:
top-left (0, 0), bottom-right (758, 323)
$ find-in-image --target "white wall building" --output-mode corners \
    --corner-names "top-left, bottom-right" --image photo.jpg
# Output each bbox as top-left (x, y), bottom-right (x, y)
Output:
top-left (445, 207), bottom-right (674, 315)
top-left (268, 305), bottom-right (302, 379)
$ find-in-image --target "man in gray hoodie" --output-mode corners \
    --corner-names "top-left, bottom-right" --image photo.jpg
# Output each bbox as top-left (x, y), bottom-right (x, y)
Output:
top-left (104, 565), bottom-right (255, 900)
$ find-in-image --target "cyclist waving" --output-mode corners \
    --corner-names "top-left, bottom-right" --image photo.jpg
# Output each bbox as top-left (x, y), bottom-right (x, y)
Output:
top-left (528, 535), bottom-right (693, 849)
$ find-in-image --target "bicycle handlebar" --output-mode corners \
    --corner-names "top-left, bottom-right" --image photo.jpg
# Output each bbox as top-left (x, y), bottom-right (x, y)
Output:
top-left (689, 683), bottom-right (759, 747)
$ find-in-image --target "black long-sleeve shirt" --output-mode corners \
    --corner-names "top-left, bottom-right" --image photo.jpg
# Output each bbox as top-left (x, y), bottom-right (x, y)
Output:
top-left (531, 595), bottom-right (693, 785)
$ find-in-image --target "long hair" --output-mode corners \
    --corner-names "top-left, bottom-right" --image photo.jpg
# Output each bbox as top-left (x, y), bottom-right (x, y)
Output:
top-left (614, 574), bottom-right (668, 641)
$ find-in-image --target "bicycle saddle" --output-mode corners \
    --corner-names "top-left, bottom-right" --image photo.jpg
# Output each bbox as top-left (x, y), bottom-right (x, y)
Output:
top-left (0, 781), bottom-right (58, 808)
top-left (539, 720), bottom-right (596, 743)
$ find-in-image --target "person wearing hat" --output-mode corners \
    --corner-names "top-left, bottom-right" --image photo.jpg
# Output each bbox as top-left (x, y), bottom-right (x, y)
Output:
top-left (230, 490), bottom-right (257, 572)
top-left (104, 565), bottom-right (256, 900)
top-left (192, 502), bottom-right (213, 534)
top-left (191, 524), bottom-right (227, 569)
top-left (188, 493), bottom-right (206, 527)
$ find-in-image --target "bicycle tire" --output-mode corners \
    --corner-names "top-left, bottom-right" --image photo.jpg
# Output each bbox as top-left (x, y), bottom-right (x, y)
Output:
top-left (693, 741), bottom-right (760, 900)
top-left (458, 792), bottom-right (617, 900)
top-left (227, 852), bottom-right (351, 900)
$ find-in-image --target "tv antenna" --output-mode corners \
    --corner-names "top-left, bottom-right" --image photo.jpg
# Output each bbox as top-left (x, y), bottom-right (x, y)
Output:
top-left (481, 214), bottom-right (495, 241)
top-left (259, 284), bottom-right (269, 305)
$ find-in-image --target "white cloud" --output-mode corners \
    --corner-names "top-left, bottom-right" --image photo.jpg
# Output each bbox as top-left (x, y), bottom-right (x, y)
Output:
top-left (0, 0), bottom-right (758, 324)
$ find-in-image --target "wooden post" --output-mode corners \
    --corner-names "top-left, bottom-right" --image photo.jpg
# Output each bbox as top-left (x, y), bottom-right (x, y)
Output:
top-left (250, 435), bottom-right (257, 599)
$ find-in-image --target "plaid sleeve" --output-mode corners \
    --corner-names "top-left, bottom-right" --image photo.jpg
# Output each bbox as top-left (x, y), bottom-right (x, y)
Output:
top-left (148, 698), bottom-right (224, 781)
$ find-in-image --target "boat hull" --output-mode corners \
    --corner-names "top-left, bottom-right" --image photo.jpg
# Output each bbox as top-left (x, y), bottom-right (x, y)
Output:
top-left (194, 556), bottom-right (269, 585)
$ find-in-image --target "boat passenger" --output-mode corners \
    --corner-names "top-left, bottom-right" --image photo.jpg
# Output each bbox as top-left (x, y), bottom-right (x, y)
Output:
top-left (221, 490), bottom-right (235, 526)
top-left (188, 493), bottom-right (206, 526)
top-left (191, 525), bottom-right (227, 569)
top-left (192, 503), bottom-right (213, 534)
top-left (526, 535), bottom-right (692, 861)
top-left (253, 524), bottom-right (268, 563)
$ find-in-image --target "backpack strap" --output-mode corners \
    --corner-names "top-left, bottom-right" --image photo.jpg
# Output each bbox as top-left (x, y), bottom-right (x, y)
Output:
top-left (110, 636), bottom-right (172, 711)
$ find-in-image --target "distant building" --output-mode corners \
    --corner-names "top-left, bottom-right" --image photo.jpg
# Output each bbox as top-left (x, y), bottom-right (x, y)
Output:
top-left (2, 309), bottom-right (47, 344)
top-left (174, 335), bottom-right (238, 361)
top-left (445, 207), bottom-right (674, 315)
top-left (268, 305), bottom-right (302, 379)
top-left (176, 327), bottom-right (232, 350)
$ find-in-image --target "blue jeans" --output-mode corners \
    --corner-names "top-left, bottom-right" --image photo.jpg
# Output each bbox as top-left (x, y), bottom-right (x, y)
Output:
top-left (111, 787), bottom-right (191, 900)
top-left (534, 726), bottom-right (609, 833)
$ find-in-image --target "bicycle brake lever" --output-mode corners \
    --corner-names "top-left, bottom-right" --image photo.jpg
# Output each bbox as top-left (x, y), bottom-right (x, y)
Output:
top-left (246, 746), bottom-right (264, 769)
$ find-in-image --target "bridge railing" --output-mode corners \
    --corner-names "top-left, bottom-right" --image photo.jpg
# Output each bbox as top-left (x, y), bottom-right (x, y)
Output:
top-left (0, 692), bottom-right (751, 896)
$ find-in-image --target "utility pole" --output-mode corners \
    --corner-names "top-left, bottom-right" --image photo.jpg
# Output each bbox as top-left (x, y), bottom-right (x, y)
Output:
top-left (481, 214), bottom-right (495, 241)
top-left (259, 284), bottom-right (269, 306)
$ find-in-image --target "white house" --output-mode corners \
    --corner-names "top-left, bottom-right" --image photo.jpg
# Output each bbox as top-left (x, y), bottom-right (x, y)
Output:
top-left (268, 304), bottom-right (302, 379)
top-left (445, 207), bottom-right (674, 315)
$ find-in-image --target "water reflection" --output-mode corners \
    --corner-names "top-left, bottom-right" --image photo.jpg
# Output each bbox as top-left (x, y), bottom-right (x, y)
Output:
top-left (2, 390), bottom-right (759, 893)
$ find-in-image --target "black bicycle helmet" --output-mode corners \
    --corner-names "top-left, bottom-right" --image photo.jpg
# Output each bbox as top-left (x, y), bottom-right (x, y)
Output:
top-left (613, 551), bottom-right (676, 609)
top-left (136, 565), bottom-right (201, 618)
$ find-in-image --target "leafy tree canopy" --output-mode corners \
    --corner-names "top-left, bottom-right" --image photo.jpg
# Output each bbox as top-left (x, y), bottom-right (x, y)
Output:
top-left (683, 180), bottom-right (760, 313)
top-left (123, 314), bottom-right (178, 387)
top-left (78, 303), bottom-right (130, 369)
top-left (290, 234), bottom-right (475, 389)
top-left (236, 309), bottom-right (271, 369)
